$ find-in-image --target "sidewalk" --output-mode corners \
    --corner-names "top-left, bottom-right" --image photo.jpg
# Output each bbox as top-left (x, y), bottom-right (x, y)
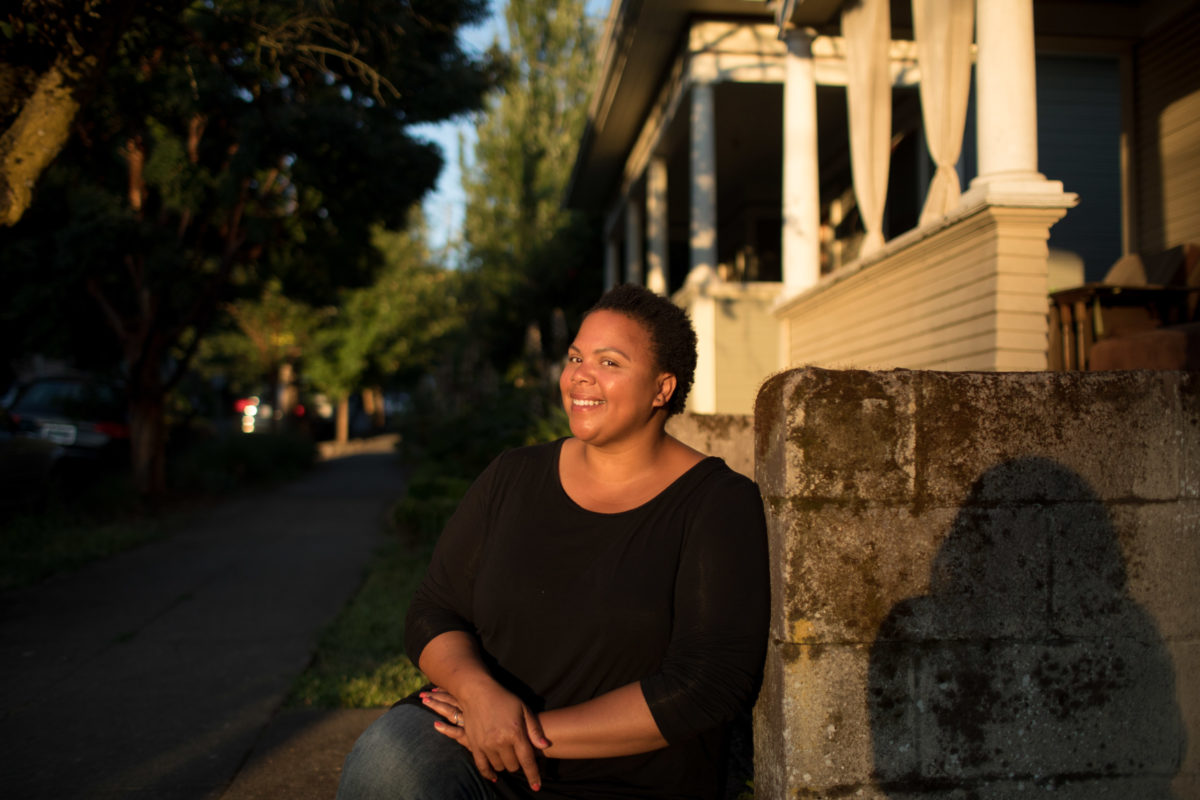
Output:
top-left (0, 440), bottom-right (405, 799)
top-left (219, 708), bottom-right (385, 800)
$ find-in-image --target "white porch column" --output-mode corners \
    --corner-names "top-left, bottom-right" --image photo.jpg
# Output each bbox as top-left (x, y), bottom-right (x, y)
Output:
top-left (690, 80), bottom-right (718, 279)
top-left (625, 199), bottom-right (644, 285)
top-left (604, 236), bottom-right (619, 290)
top-left (975, 0), bottom-right (1037, 181)
top-left (646, 156), bottom-right (669, 295)
top-left (963, 0), bottom-right (1066, 204)
top-left (781, 28), bottom-right (821, 295)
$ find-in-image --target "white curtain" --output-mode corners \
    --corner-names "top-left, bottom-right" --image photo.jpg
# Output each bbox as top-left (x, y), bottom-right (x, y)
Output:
top-left (842, 0), bottom-right (892, 257)
top-left (914, 0), bottom-right (975, 226)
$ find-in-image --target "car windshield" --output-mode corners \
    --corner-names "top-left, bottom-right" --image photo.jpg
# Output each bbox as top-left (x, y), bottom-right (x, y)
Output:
top-left (13, 380), bottom-right (124, 420)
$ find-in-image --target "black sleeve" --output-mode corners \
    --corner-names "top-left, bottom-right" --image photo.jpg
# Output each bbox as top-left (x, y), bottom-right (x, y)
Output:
top-left (403, 453), bottom-right (506, 667)
top-left (640, 470), bottom-right (770, 743)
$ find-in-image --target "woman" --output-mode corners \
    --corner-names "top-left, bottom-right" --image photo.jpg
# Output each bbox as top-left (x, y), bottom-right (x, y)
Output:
top-left (337, 284), bottom-right (769, 800)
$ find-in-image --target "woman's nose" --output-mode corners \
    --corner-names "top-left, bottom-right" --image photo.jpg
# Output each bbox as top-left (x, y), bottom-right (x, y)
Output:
top-left (571, 362), bottom-right (594, 383)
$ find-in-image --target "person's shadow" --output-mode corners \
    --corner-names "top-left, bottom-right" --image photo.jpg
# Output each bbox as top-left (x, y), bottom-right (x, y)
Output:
top-left (869, 457), bottom-right (1186, 796)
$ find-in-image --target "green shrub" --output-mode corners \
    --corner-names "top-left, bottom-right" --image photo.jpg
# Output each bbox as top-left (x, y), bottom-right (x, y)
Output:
top-left (393, 471), bottom-right (473, 540)
top-left (0, 470), bottom-right (163, 590)
top-left (390, 389), bottom-right (569, 539)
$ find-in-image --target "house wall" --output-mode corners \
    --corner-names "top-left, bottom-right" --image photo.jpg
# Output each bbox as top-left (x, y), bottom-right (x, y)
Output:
top-left (674, 280), bottom-right (781, 415)
top-left (753, 367), bottom-right (1198, 799)
top-left (1134, 4), bottom-right (1200, 255)
top-left (776, 203), bottom-right (1068, 372)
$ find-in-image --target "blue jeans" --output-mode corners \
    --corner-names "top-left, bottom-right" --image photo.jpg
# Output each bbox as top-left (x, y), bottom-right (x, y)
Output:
top-left (337, 703), bottom-right (500, 800)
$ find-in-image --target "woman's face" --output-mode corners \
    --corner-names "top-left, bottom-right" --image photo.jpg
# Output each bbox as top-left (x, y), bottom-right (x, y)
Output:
top-left (560, 310), bottom-right (675, 447)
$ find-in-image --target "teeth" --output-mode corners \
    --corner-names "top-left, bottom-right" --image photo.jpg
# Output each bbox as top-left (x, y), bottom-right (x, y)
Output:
top-left (573, 399), bottom-right (604, 407)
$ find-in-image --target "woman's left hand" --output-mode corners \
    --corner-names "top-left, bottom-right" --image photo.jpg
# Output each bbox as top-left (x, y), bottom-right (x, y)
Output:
top-left (422, 686), bottom-right (549, 772)
top-left (421, 687), bottom-right (466, 728)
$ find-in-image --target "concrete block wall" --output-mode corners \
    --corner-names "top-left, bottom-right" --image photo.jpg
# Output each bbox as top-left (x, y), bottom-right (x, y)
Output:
top-left (753, 367), bottom-right (1198, 799)
top-left (666, 412), bottom-right (755, 479)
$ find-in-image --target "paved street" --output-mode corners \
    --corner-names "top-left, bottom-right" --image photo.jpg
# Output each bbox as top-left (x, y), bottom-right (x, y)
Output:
top-left (0, 446), bottom-right (404, 799)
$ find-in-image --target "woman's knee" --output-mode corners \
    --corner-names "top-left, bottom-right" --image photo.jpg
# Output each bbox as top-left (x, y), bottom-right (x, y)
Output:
top-left (337, 704), bottom-right (491, 800)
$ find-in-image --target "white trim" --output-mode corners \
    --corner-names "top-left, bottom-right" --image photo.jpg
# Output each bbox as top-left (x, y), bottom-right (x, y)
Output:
top-left (689, 293), bottom-right (718, 414)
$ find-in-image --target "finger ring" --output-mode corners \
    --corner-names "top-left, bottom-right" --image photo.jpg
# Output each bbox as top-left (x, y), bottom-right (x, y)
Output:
top-left (454, 712), bottom-right (462, 726)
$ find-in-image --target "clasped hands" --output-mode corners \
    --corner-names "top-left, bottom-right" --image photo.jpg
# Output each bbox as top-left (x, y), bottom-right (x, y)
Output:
top-left (420, 683), bottom-right (549, 791)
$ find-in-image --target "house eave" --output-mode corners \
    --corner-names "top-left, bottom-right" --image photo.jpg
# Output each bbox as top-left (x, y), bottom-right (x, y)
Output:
top-left (568, 0), bottom-right (816, 213)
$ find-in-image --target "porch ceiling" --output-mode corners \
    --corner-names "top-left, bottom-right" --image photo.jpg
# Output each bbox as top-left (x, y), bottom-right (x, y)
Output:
top-left (567, 0), bottom-right (843, 213)
top-left (566, 0), bottom-right (1150, 215)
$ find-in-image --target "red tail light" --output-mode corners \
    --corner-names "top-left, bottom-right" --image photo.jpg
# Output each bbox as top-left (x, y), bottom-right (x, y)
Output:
top-left (93, 421), bottom-right (131, 438)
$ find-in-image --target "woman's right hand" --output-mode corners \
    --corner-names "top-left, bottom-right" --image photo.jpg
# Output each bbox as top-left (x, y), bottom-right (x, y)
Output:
top-left (424, 681), bottom-right (550, 790)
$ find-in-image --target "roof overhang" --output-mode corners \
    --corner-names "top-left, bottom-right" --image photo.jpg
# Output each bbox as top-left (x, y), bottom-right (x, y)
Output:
top-left (567, 1), bottom-right (848, 213)
top-left (776, 0), bottom-right (846, 29)
top-left (568, 0), bottom-right (843, 213)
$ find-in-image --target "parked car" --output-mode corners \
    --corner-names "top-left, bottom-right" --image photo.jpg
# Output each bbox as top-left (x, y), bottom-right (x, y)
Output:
top-left (0, 407), bottom-right (64, 511)
top-left (4, 376), bottom-right (130, 462)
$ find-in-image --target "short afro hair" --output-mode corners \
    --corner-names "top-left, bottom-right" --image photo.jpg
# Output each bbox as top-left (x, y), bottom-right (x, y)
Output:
top-left (587, 284), bottom-right (697, 417)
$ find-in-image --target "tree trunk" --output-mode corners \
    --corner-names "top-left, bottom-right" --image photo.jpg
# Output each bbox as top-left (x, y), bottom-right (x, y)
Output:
top-left (122, 329), bottom-right (172, 497)
top-left (364, 385), bottom-right (386, 429)
top-left (278, 362), bottom-right (298, 419)
top-left (336, 395), bottom-right (349, 444)
top-left (128, 392), bottom-right (167, 497)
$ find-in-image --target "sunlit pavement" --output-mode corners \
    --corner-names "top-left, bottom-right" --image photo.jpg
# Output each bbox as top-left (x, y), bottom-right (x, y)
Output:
top-left (0, 443), bottom-right (405, 799)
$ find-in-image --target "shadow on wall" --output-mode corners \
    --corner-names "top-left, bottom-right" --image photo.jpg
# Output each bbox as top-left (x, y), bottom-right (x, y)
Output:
top-left (869, 457), bottom-right (1186, 797)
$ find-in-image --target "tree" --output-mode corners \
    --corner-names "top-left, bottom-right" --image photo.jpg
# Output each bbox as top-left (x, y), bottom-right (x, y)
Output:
top-left (460, 0), bottom-right (600, 371)
top-left (305, 214), bottom-right (467, 443)
top-left (1, 0), bottom-right (501, 494)
top-left (0, 0), bottom-right (175, 226)
top-left (204, 277), bottom-right (320, 429)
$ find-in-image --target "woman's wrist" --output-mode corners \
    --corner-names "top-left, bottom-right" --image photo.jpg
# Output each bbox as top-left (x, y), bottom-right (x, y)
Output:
top-left (529, 686), bottom-right (667, 760)
top-left (418, 631), bottom-right (494, 699)
top-left (449, 672), bottom-right (506, 708)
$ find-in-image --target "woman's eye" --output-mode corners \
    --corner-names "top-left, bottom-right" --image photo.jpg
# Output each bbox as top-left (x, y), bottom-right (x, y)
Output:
top-left (567, 355), bottom-right (582, 364)
top-left (601, 359), bottom-right (618, 367)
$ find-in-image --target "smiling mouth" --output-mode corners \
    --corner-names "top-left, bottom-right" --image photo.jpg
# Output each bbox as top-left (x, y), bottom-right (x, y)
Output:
top-left (572, 398), bottom-right (605, 407)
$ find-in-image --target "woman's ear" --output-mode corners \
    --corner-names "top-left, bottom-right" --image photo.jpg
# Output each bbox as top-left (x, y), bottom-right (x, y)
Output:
top-left (652, 373), bottom-right (677, 409)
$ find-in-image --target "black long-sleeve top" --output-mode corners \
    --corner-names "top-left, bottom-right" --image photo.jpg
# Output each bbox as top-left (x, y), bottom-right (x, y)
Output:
top-left (405, 439), bottom-right (769, 800)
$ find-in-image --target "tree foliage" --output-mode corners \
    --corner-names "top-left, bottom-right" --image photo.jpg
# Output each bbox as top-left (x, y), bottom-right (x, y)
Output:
top-left (1, 0), bottom-right (501, 493)
top-left (460, 0), bottom-right (601, 369)
top-left (304, 214), bottom-right (467, 436)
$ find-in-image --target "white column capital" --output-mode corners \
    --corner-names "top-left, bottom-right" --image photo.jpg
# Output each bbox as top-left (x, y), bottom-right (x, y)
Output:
top-left (689, 52), bottom-right (720, 84)
top-left (780, 24), bottom-right (817, 50)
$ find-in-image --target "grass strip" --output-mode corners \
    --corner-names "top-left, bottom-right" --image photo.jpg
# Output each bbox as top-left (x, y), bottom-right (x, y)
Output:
top-left (287, 529), bottom-right (434, 709)
top-left (0, 508), bottom-right (168, 591)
